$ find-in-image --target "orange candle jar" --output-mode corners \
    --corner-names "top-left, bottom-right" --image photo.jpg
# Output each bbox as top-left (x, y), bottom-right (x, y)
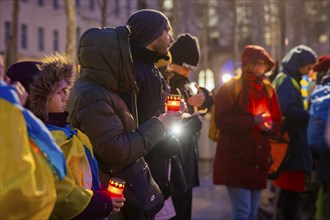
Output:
top-left (166, 94), bottom-right (181, 112)
top-left (107, 177), bottom-right (125, 198)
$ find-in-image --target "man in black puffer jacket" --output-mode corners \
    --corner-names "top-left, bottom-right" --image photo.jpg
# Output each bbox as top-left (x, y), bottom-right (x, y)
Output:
top-left (125, 9), bottom-right (200, 220)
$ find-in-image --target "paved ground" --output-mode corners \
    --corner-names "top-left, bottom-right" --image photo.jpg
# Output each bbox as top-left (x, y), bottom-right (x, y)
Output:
top-left (191, 160), bottom-right (232, 220)
top-left (191, 160), bottom-right (277, 220)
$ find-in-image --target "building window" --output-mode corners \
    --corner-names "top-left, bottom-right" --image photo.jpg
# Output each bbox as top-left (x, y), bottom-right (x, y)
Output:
top-left (38, 27), bottom-right (44, 51)
top-left (5, 21), bottom-right (11, 45)
top-left (198, 69), bottom-right (215, 91)
top-left (76, 26), bottom-right (81, 41)
top-left (137, 0), bottom-right (147, 9)
top-left (115, 0), bottom-right (120, 17)
top-left (53, 0), bottom-right (58, 9)
top-left (21, 24), bottom-right (28, 49)
top-left (89, 0), bottom-right (94, 11)
top-left (38, 0), bottom-right (44, 6)
top-left (126, 0), bottom-right (131, 17)
top-left (53, 30), bottom-right (59, 51)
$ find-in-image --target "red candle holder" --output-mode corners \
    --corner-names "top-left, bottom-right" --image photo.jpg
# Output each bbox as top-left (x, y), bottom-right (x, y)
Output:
top-left (166, 94), bottom-right (181, 112)
top-left (107, 177), bottom-right (125, 198)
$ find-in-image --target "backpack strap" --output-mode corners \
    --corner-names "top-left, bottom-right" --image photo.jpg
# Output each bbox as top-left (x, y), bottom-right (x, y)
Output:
top-left (273, 72), bottom-right (300, 92)
top-left (263, 79), bottom-right (274, 99)
top-left (225, 76), bottom-right (242, 103)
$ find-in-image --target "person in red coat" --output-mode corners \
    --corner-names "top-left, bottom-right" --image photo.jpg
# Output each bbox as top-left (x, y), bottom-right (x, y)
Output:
top-left (213, 45), bottom-right (282, 220)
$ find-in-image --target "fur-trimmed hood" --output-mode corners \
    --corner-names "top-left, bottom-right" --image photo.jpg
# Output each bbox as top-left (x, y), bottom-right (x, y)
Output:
top-left (6, 54), bottom-right (73, 121)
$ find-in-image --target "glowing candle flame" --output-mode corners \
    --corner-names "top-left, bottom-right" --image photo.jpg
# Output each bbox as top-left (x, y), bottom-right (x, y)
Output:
top-left (107, 177), bottom-right (125, 198)
top-left (166, 94), bottom-right (181, 112)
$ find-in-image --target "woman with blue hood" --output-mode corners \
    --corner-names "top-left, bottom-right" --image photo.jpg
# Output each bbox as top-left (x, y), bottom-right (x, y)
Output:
top-left (272, 45), bottom-right (317, 220)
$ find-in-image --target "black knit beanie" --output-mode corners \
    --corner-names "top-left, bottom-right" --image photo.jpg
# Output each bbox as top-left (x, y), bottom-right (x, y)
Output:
top-left (6, 55), bottom-right (72, 121)
top-left (170, 33), bottom-right (201, 69)
top-left (126, 9), bottom-right (169, 47)
top-left (6, 61), bottom-right (42, 94)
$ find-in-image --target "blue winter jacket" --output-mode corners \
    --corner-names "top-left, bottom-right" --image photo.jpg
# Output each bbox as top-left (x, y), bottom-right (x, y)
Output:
top-left (274, 45), bottom-right (317, 171)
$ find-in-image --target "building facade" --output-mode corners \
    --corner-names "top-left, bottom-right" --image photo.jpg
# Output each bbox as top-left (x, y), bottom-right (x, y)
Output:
top-left (0, 0), bottom-right (138, 61)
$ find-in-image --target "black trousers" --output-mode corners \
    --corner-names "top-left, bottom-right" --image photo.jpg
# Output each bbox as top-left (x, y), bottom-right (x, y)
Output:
top-left (170, 188), bottom-right (193, 220)
top-left (276, 189), bottom-right (300, 220)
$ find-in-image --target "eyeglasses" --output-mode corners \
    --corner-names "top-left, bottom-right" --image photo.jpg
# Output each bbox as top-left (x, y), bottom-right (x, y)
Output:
top-left (251, 60), bottom-right (268, 66)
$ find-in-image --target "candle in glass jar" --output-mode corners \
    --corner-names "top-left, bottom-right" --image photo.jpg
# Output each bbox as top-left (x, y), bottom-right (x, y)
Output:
top-left (166, 94), bottom-right (181, 112)
top-left (107, 177), bottom-right (125, 198)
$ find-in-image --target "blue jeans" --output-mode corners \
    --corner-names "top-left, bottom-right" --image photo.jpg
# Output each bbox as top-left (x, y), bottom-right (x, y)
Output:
top-left (226, 186), bottom-right (261, 220)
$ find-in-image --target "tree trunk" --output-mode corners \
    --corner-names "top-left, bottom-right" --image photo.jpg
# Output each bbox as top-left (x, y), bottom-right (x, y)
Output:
top-left (268, 0), bottom-right (277, 62)
top-left (172, 0), bottom-right (181, 38)
top-left (232, 0), bottom-right (239, 72)
top-left (201, 1), bottom-right (208, 71)
top-left (278, 0), bottom-right (286, 61)
top-left (5, 0), bottom-right (19, 72)
top-left (100, 0), bottom-right (107, 27)
top-left (64, 0), bottom-right (77, 67)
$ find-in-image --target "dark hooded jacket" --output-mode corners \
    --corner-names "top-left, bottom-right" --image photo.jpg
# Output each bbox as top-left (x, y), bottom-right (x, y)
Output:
top-left (125, 31), bottom-right (186, 197)
top-left (273, 44), bottom-right (317, 171)
top-left (129, 45), bottom-right (166, 123)
top-left (213, 45), bottom-right (282, 189)
top-left (127, 44), bottom-right (183, 198)
top-left (67, 26), bottom-right (168, 188)
top-left (168, 74), bottom-right (203, 189)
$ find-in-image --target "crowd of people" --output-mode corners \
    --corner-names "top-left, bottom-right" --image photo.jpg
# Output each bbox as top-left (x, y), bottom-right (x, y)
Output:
top-left (212, 45), bottom-right (330, 220)
top-left (1, 8), bottom-right (329, 220)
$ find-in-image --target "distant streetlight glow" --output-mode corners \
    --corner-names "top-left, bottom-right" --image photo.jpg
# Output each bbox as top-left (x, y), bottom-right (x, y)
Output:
top-left (222, 73), bottom-right (233, 83)
top-left (319, 34), bottom-right (328, 43)
top-left (163, 0), bottom-right (173, 10)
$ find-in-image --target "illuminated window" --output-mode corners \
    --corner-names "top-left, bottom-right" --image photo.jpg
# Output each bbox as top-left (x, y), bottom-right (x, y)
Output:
top-left (198, 69), bottom-right (215, 91)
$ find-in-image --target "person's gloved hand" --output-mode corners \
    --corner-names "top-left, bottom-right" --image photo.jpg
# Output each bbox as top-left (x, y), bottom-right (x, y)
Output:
top-left (180, 114), bottom-right (203, 134)
top-left (72, 190), bottom-right (125, 219)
